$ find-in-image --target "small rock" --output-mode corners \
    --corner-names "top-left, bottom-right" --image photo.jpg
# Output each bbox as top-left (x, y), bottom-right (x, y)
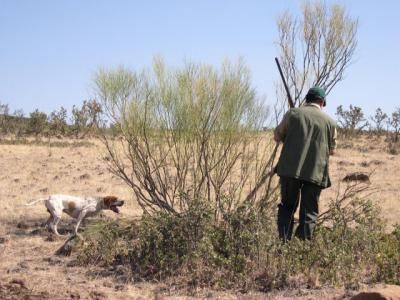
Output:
top-left (29, 228), bottom-right (42, 235)
top-left (351, 285), bottom-right (400, 300)
top-left (90, 291), bottom-right (108, 300)
top-left (343, 172), bottom-right (370, 183)
top-left (114, 285), bottom-right (125, 291)
top-left (79, 173), bottom-right (91, 180)
top-left (338, 160), bottom-right (355, 166)
top-left (12, 261), bottom-right (30, 273)
top-left (69, 291), bottom-right (81, 299)
top-left (17, 221), bottom-right (29, 229)
top-left (370, 159), bottom-right (384, 165)
top-left (103, 281), bottom-right (113, 288)
top-left (44, 256), bottom-right (63, 265)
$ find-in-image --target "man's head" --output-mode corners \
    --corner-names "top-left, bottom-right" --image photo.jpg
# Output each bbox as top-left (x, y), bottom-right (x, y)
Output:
top-left (306, 86), bottom-right (326, 107)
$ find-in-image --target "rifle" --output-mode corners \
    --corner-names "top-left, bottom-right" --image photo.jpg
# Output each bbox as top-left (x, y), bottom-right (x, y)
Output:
top-left (244, 57), bottom-right (294, 205)
top-left (275, 57), bottom-right (295, 109)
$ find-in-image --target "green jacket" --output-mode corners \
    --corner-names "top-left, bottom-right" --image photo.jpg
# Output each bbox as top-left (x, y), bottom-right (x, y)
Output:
top-left (274, 104), bottom-right (337, 188)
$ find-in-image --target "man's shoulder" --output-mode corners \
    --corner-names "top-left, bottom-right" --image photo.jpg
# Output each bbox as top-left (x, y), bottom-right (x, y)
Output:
top-left (321, 111), bottom-right (337, 126)
top-left (318, 111), bottom-right (337, 128)
top-left (292, 105), bottom-right (321, 117)
top-left (296, 106), bottom-right (336, 126)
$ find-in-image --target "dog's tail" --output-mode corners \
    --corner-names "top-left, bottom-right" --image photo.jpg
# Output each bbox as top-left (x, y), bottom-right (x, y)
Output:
top-left (24, 197), bottom-right (49, 206)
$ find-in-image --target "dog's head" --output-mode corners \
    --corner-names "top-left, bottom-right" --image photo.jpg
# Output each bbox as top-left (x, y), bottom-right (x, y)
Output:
top-left (102, 196), bottom-right (124, 213)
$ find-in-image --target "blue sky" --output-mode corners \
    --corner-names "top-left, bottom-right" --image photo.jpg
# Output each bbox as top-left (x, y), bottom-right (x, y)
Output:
top-left (1, 0), bottom-right (399, 119)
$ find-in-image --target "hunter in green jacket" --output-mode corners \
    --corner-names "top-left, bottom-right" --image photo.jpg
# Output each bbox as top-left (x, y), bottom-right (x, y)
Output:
top-left (274, 86), bottom-right (337, 241)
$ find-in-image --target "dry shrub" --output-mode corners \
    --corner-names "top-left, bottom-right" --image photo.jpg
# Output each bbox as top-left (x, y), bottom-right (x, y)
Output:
top-left (94, 58), bottom-right (273, 218)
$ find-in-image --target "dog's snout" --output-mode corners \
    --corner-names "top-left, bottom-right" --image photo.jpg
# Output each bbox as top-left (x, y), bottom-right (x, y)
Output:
top-left (115, 200), bottom-right (124, 206)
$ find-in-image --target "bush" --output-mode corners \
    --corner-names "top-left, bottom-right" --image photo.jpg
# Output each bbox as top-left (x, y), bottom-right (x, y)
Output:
top-left (130, 201), bottom-right (214, 280)
top-left (388, 108), bottom-right (400, 143)
top-left (0, 102), bottom-right (10, 134)
top-left (375, 225), bottom-right (400, 284)
top-left (94, 58), bottom-right (272, 219)
top-left (71, 99), bottom-right (103, 137)
top-left (369, 107), bottom-right (388, 136)
top-left (76, 182), bottom-right (399, 291)
top-left (79, 219), bottom-right (138, 266)
top-left (49, 106), bottom-right (68, 136)
top-left (27, 109), bottom-right (48, 136)
top-left (336, 105), bottom-right (368, 137)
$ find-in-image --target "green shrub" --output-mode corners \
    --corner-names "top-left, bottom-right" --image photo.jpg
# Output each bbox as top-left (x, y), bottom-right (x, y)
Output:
top-left (76, 185), bottom-right (400, 291)
top-left (375, 225), bottom-right (400, 284)
top-left (28, 109), bottom-right (48, 136)
top-left (128, 201), bottom-right (214, 280)
top-left (79, 219), bottom-right (138, 266)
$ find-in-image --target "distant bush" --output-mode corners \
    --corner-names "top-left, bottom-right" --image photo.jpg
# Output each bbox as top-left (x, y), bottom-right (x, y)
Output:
top-left (0, 103), bottom-right (10, 134)
top-left (0, 138), bottom-right (93, 147)
top-left (0, 104), bottom-right (28, 137)
top-left (369, 107), bottom-right (388, 136)
top-left (48, 106), bottom-right (68, 136)
top-left (0, 99), bottom-right (106, 139)
top-left (336, 105), bottom-right (368, 137)
top-left (27, 109), bottom-right (48, 136)
top-left (71, 99), bottom-right (103, 138)
top-left (388, 108), bottom-right (400, 143)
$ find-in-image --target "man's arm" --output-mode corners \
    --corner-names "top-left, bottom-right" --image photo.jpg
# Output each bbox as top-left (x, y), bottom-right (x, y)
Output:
top-left (274, 111), bottom-right (290, 143)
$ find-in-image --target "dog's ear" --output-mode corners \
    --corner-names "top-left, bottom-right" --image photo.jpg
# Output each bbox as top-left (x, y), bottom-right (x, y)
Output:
top-left (103, 196), bottom-right (117, 207)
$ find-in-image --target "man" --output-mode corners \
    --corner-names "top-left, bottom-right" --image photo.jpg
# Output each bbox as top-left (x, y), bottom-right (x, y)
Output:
top-left (274, 86), bottom-right (337, 241)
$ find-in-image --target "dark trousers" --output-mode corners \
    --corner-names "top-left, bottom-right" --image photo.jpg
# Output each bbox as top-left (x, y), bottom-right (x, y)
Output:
top-left (277, 176), bottom-right (321, 241)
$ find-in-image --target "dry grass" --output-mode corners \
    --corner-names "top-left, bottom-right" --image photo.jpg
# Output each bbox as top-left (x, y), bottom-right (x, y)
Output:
top-left (326, 135), bottom-right (400, 229)
top-left (0, 135), bottom-right (398, 299)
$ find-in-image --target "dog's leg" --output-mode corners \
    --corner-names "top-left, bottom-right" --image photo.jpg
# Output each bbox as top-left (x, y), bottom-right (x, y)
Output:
top-left (48, 216), bottom-right (55, 233)
top-left (50, 215), bottom-right (62, 236)
top-left (43, 215), bottom-right (52, 228)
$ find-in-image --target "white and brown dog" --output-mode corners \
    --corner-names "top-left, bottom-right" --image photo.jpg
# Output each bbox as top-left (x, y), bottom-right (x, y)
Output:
top-left (25, 194), bottom-right (124, 236)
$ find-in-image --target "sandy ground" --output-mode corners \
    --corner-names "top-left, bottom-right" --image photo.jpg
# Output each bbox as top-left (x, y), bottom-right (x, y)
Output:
top-left (0, 135), bottom-right (398, 299)
top-left (326, 135), bottom-right (400, 228)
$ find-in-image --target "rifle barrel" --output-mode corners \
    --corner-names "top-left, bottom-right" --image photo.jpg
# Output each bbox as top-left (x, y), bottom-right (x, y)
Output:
top-left (274, 57), bottom-right (295, 108)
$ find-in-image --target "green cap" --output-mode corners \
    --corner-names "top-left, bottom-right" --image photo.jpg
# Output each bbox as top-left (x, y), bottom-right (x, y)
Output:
top-left (307, 86), bottom-right (326, 106)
